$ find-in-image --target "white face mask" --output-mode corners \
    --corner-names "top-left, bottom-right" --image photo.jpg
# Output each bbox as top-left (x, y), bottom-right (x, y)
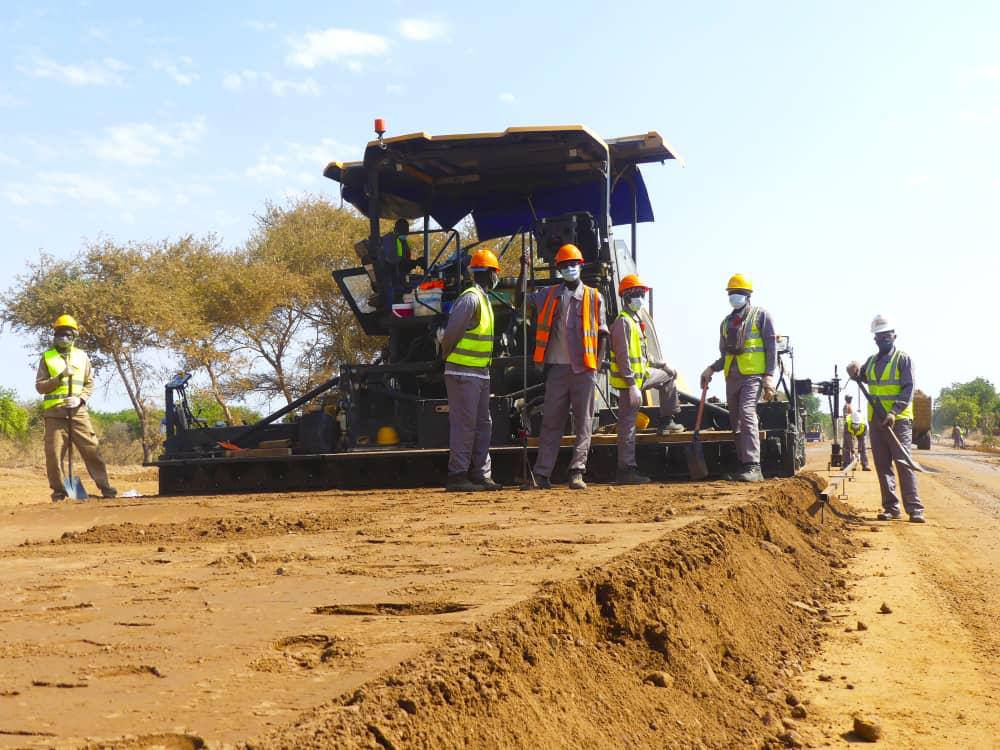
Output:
top-left (559, 264), bottom-right (581, 283)
top-left (626, 296), bottom-right (644, 313)
top-left (728, 293), bottom-right (748, 309)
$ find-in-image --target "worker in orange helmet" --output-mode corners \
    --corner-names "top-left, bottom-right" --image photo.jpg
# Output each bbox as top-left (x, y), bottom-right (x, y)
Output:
top-left (610, 274), bottom-right (684, 485)
top-left (439, 248), bottom-right (502, 492)
top-left (700, 273), bottom-right (778, 483)
top-left (516, 243), bottom-right (608, 490)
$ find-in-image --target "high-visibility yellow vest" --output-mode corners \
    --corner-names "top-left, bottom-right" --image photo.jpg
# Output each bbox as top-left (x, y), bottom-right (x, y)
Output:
top-left (722, 309), bottom-right (766, 376)
top-left (846, 421), bottom-right (867, 438)
top-left (445, 285), bottom-right (494, 368)
top-left (609, 312), bottom-right (647, 389)
top-left (42, 347), bottom-right (88, 410)
top-left (865, 350), bottom-right (913, 421)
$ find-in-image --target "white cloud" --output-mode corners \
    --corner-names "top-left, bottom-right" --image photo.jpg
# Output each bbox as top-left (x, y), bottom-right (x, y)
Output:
top-left (2, 172), bottom-right (160, 208)
top-left (89, 116), bottom-right (206, 166)
top-left (18, 55), bottom-right (128, 86)
top-left (286, 27), bottom-right (389, 69)
top-left (222, 69), bottom-right (320, 96)
top-left (152, 56), bottom-right (199, 86)
top-left (245, 138), bottom-right (353, 183)
top-left (498, 92), bottom-right (516, 103)
top-left (397, 18), bottom-right (449, 42)
top-left (246, 20), bottom-right (277, 32)
top-left (87, 26), bottom-right (110, 42)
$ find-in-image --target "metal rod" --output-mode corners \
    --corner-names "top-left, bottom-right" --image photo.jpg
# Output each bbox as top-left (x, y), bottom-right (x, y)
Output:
top-left (229, 376), bottom-right (341, 447)
top-left (630, 170), bottom-right (638, 263)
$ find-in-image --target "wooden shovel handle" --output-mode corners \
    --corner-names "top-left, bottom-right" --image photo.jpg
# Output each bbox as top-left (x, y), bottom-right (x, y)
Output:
top-left (694, 386), bottom-right (708, 437)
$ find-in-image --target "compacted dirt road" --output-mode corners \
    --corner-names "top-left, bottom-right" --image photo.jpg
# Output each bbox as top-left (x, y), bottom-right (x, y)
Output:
top-left (0, 446), bottom-right (996, 749)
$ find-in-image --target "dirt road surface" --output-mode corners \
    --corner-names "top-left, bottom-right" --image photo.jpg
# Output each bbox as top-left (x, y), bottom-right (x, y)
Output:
top-left (0, 447), bottom-right (996, 749)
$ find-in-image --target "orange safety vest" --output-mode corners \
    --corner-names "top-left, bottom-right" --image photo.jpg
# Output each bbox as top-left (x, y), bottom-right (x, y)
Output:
top-left (532, 285), bottom-right (601, 370)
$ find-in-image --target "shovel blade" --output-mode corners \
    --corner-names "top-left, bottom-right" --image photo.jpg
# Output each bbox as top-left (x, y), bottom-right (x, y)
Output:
top-left (63, 475), bottom-right (89, 501)
top-left (685, 437), bottom-right (709, 480)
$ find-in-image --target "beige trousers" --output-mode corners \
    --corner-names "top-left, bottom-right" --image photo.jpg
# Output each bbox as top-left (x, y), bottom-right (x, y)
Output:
top-left (44, 411), bottom-right (112, 499)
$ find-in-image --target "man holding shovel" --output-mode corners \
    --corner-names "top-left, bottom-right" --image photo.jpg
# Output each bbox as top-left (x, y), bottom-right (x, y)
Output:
top-left (34, 315), bottom-right (116, 502)
top-left (847, 315), bottom-right (925, 523)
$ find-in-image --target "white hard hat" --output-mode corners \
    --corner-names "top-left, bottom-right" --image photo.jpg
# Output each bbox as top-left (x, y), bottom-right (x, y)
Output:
top-left (851, 412), bottom-right (863, 426)
top-left (870, 314), bottom-right (893, 334)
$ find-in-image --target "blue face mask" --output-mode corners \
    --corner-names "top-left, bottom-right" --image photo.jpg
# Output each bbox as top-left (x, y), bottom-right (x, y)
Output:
top-left (559, 264), bottom-right (581, 283)
top-left (728, 293), bottom-right (748, 309)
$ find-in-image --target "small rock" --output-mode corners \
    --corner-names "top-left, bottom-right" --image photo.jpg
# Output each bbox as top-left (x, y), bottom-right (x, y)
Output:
top-left (644, 671), bottom-right (674, 688)
top-left (397, 697), bottom-right (417, 715)
top-left (869, 526), bottom-right (881, 533)
top-left (785, 693), bottom-right (800, 707)
top-left (779, 730), bottom-right (803, 748)
top-left (648, 720), bottom-right (658, 730)
top-left (781, 717), bottom-right (797, 730)
top-left (275, 566), bottom-right (286, 575)
top-left (879, 602), bottom-right (892, 614)
top-left (761, 541), bottom-right (783, 555)
top-left (157, 546), bottom-right (166, 552)
top-left (847, 683), bottom-right (855, 690)
top-left (818, 674), bottom-right (834, 682)
top-left (857, 621), bottom-right (868, 631)
top-left (791, 705), bottom-right (807, 719)
top-left (853, 714), bottom-right (883, 741)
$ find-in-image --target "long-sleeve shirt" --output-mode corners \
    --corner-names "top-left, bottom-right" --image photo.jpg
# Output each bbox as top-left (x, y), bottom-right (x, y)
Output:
top-left (610, 312), bottom-right (665, 387)
top-left (859, 347), bottom-right (914, 417)
top-left (442, 286), bottom-right (489, 379)
top-left (710, 306), bottom-right (776, 377)
top-left (528, 283), bottom-right (608, 375)
top-left (35, 348), bottom-right (95, 418)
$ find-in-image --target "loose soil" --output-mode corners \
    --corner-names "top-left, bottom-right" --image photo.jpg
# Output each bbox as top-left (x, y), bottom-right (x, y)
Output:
top-left (0, 447), bottom-right (996, 749)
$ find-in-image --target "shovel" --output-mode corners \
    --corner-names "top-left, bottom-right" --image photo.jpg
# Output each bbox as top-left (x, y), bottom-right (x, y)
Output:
top-left (685, 385), bottom-right (709, 480)
top-left (854, 378), bottom-right (925, 473)
top-left (62, 359), bottom-right (89, 500)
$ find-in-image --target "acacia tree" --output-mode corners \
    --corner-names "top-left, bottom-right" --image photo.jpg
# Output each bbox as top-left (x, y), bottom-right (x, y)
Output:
top-left (2, 242), bottom-right (164, 461)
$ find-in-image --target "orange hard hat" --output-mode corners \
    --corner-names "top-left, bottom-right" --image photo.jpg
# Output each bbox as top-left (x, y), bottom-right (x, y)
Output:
top-left (469, 248), bottom-right (500, 271)
top-left (554, 244), bottom-right (584, 264)
top-left (618, 274), bottom-right (651, 296)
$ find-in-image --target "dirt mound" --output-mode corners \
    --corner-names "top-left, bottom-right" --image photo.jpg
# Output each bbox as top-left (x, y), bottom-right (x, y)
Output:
top-left (257, 475), bottom-right (856, 749)
top-left (81, 733), bottom-right (205, 749)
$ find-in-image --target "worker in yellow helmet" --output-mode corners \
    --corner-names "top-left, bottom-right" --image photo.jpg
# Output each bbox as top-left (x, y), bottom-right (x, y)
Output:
top-left (700, 274), bottom-right (777, 482)
top-left (610, 274), bottom-right (684, 485)
top-left (439, 249), bottom-right (502, 492)
top-left (34, 315), bottom-right (117, 501)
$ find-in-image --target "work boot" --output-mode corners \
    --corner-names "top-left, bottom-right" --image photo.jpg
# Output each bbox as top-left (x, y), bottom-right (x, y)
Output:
top-left (532, 474), bottom-right (552, 490)
top-left (615, 467), bottom-right (650, 485)
top-left (472, 476), bottom-right (503, 491)
top-left (101, 486), bottom-right (118, 499)
top-left (862, 466), bottom-right (871, 471)
top-left (908, 513), bottom-right (926, 524)
top-left (51, 492), bottom-right (67, 503)
top-left (657, 418), bottom-right (685, 436)
top-left (876, 510), bottom-right (902, 521)
top-left (446, 473), bottom-right (485, 492)
top-left (727, 463), bottom-right (764, 483)
top-left (568, 471), bottom-right (588, 490)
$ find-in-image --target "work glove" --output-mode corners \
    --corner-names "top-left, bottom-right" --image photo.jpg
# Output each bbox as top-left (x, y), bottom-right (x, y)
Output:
top-left (882, 413), bottom-right (896, 429)
top-left (62, 396), bottom-right (82, 410)
top-left (846, 360), bottom-right (861, 379)
top-left (761, 375), bottom-right (776, 402)
top-left (628, 384), bottom-right (642, 408)
top-left (700, 366), bottom-right (715, 390)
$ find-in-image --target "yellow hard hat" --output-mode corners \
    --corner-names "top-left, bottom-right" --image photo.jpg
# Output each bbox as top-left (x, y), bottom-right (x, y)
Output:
top-left (376, 425), bottom-right (400, 446)
top-left (725, 273), bottom-right (752, 292)
top-left (635, 411), bottom-right (650, 430)
top-left (52, 314), bottom-right (79, 331)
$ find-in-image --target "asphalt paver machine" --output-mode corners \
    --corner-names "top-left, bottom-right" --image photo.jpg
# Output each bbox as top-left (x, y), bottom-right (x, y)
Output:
top-left (154, 124), bottom-right (806, 494)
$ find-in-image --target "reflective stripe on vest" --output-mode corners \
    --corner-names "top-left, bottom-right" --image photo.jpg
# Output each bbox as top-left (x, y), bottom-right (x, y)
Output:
top-left (445, 285), bottom-right (494, 368)
top-left (865, 350), bottom-right (914, 420)
top-left (532, 285), bottom-right (600, 370)
top-left (609, 312), bottom-right (647, 389)
top-left (722, 309), bottom-right (766, 376)
top-left (42, 347), bottom-right (87, 409)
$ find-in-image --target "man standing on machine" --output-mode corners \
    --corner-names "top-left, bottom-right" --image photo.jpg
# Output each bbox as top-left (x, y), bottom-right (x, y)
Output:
top-left (518, 243), bottom-right (607, 490)
top-left (610, 274), bottom-right (684, 485)
top-left (440, 249), bottom-right (503, 492)
top-left (700, 273), bottom-right (777, 483)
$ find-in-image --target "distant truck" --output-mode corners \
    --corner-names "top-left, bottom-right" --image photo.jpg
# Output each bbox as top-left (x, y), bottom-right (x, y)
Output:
top-left (913, 390), bottom-right (932, 450)
top-left (805, 423), bottom-right (824, 442)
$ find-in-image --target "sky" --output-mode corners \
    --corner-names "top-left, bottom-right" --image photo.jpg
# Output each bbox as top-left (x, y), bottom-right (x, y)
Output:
top-left (1, 0), bottom-right (998, 415)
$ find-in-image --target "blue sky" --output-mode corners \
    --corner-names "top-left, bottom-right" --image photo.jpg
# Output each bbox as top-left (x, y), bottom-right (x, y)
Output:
top-left (1, 1), bottom-right (997, 414)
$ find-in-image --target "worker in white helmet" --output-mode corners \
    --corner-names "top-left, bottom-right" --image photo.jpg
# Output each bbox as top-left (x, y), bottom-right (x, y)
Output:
top-left (847, 315), bottom-right (924, 522)
top-left (843, 411), bottom-right (871, 470)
